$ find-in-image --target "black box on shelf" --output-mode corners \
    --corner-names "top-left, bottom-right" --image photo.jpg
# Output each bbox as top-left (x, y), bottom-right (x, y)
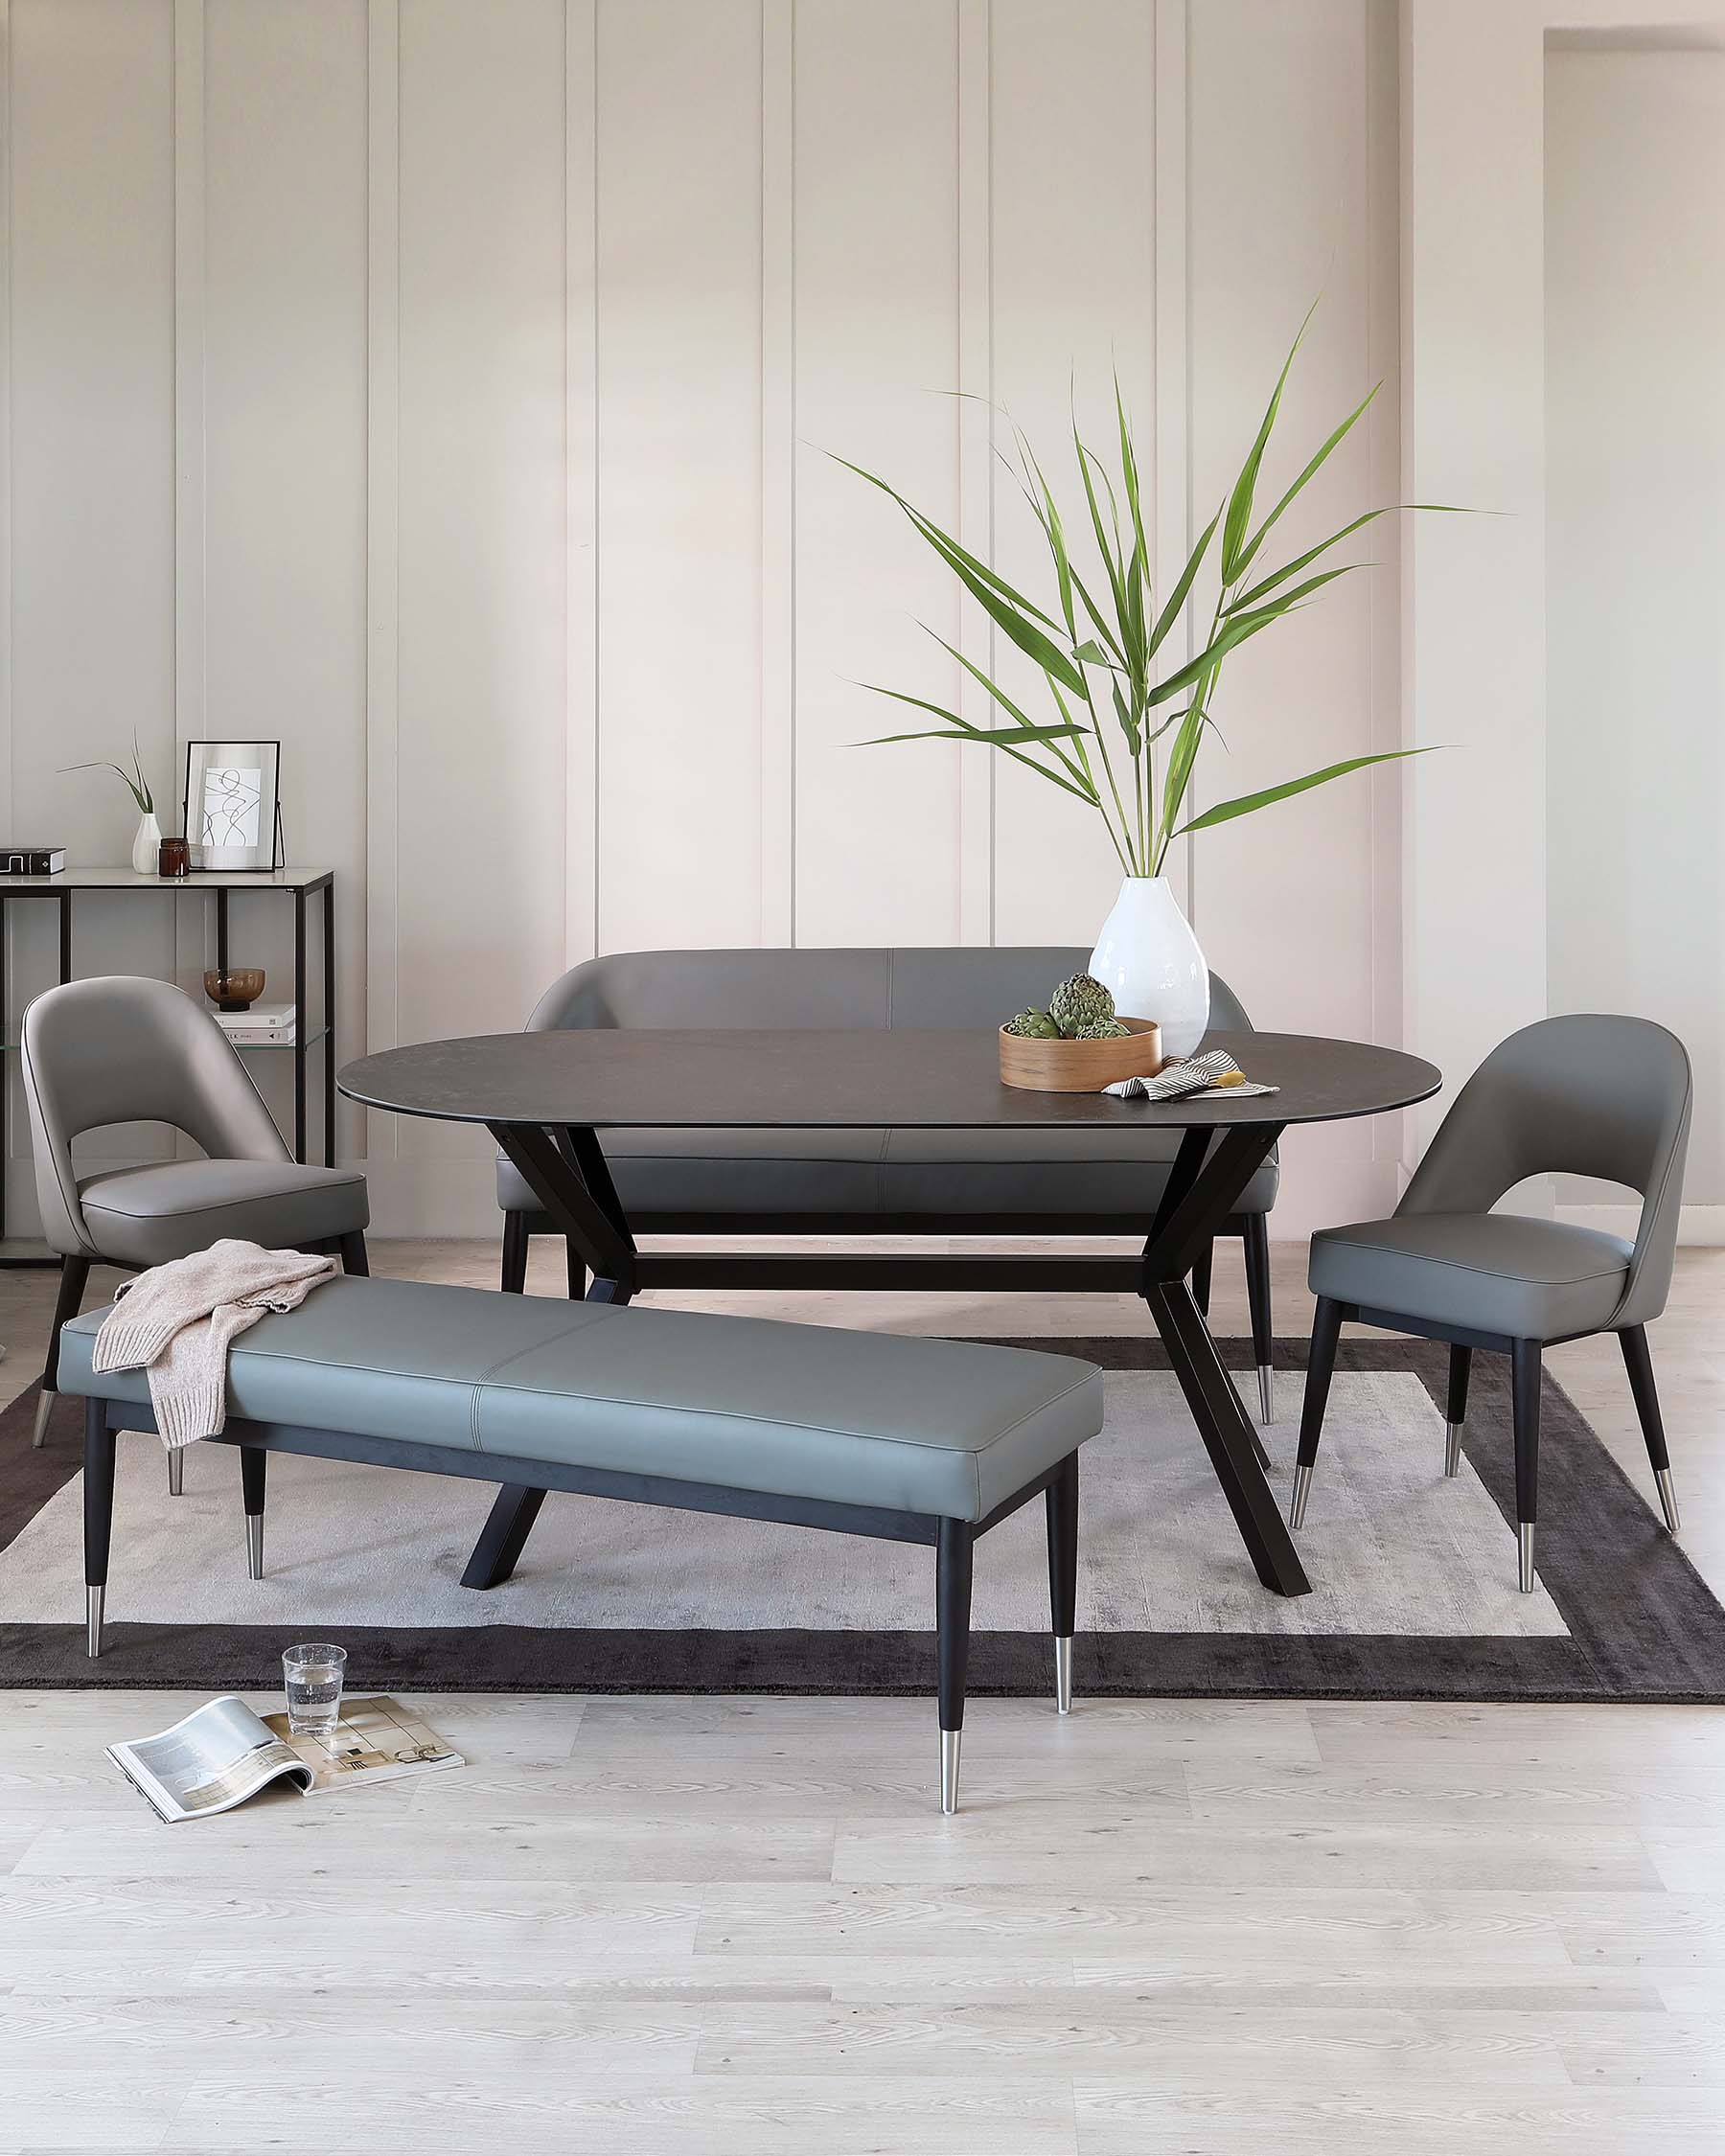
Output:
top-left (0, 848), bottom-right (66, 875)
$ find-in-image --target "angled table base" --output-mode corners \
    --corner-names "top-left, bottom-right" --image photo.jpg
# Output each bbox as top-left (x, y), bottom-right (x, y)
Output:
top-left (461, 1113), bottom-right (1311, 1600)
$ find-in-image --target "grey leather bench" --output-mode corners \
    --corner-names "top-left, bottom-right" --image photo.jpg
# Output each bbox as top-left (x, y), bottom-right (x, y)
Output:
top-left (498, 947), bottom-right (1280, 1420)
top-left (58, 1276), bottom-right (1104, 1812)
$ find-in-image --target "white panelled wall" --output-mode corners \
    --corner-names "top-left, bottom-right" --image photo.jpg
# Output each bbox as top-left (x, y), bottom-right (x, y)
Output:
top-left (4, 0), bottom-right (1608, 1245)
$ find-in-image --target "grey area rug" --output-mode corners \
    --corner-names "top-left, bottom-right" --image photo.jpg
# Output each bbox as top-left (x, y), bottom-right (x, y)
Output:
top-left (2, 1338), bottom-right (1721, 1701)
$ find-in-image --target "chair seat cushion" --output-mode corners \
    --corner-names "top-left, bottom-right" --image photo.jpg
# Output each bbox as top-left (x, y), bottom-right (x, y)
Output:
top-left (77, 1159), bottom-right (369, 1268)
top-left (496, 1127), bottom-right (1278, 1222)
top-left (1308, 1212), bottom-right (1632, 1341)
top-left (58, 1277), bottom-right (1102, 1523)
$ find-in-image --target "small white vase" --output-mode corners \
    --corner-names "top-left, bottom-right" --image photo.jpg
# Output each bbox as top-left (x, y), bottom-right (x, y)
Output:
top-left (131, 811), bottom-right (162, 876)
top-left (1088, 876), bottom-right (1209, 1060)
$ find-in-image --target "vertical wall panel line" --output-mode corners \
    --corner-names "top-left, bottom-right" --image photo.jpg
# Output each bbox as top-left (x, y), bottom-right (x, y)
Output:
top-left (364, 0), bottom-right (400, 1159)
top-left (566, 0), bottom-right (598, 962)
top-left (956, 0), bottom-right (993, 944)
top-left (761, 0), bottom-right (795, 945)
top-left (1153, 0), bottom-right (1192, 920)
top-left (172, 0), bottom-right (206, 763)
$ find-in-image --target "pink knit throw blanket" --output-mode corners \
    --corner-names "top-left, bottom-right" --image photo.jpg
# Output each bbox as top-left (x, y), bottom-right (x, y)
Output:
top-left (92, 1238), bottom-right (340, 1448)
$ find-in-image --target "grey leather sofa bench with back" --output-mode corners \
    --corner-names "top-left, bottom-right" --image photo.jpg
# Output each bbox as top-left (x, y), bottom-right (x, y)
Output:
top-left (498, 948), bottom-right (1281, 1419)
top-left (58, 1276), bottom-right (1104, 1812)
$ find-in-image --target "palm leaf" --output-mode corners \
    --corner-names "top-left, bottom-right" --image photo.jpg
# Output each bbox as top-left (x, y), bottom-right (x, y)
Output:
top-left (1220, 298), bottom-right (1318, 583)
top-left (1230, 382), bottom-right (1378, 585)
top-left (1170, 748), bottom-right (1434, 838)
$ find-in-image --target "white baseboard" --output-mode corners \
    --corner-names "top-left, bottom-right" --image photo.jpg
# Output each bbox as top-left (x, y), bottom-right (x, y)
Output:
top-left (1556, 1202), bottom-right (1725, 1247)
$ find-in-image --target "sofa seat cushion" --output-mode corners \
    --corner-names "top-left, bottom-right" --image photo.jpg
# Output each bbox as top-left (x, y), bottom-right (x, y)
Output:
top-left (77, 1159), bottom-right (369, 1268)
top-left (498, 1127), bottom-right (1276, 1221)
top-left (58, 1277), bottom-right (1102, 1524)
top-left (496, 1128), bottom-right (890, 1217)
top-left (1308, 1212), bottom-right (1632, 1341)
top-left (879, 1129), bottom-right (1277, 1220)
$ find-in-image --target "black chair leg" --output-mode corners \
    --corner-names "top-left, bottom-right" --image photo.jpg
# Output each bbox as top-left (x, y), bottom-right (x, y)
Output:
top-left (35, 1252), bottom-right (92, 1449)
top-left (1190, 1241), bottom-right (1213, 1318)
top-left (338, 1231), bottom-right (369, 1277)
top-left (83, 1399), bottom-right (116, 1659)
top-left (1620, 1324), bottom-right (1679, 1534)
top-left (564, 1238), bottom-right (586, 1301)
top-left (241, 1446), bottom-right (267, 1580)
top-left (1445, 1344), bottom-right (1472, 1477)
top-left (1242, 1212), bottom-right (1275, 1424)
top-left (1289, 1295), bottom-right (1344, 1530)
top-left (1045, 1453), bottom-right (1078, 1715)
top-left (1511, 1339), bottom-right (1541, 1593)
top-left (500, 1211), bottom-right (528, 1295)
top-left (936, 1519), bottom-right (974, 1815)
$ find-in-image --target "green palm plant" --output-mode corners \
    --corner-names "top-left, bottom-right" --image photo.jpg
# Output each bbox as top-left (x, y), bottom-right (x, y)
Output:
top-left (840, 307), bottom-right (1442, 878)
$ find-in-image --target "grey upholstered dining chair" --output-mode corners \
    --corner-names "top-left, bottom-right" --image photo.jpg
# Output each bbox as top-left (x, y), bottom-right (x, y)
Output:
top-left (1288, 1014), bottom-right (1690, 1592)
top-left (22, 975), bottom-right (370, 1480)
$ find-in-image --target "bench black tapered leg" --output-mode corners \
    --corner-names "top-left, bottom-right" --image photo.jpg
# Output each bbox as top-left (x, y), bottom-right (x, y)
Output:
top-left (241, 1446), bottom-right (267, 1580)
top-left (1242, 1212), bottom-right (1275, 1425)
top-left (83, 1399), bottom-right (116, 1659)
top-left (564, 1239), bottom-right (586, 1301)
top-left (1619, 1324), bottom-right (1679, 1534)
top-left (499, 1211), bottom-right (528, 1295)
top-left (460, 1484), bottom-right (549, 1591)
top-left (35, 1252), bottom-right (91, 1449)
top-left (1445, 1343), bottom-right (1472, 1477)
top-left (1046, 1453), bottom-right (1078, 1714)
top-left (1289, 1296), bottom-right (1344, 1531)
top-left (338, 1231), bottom-right (369, 1277)
top-left (1512, 1339), bottom-right (1542, 1593)
top-left (1190, 1241), bottom-right (1213, 1318)
top-left (936, 1519), bottom-right (974, 1815)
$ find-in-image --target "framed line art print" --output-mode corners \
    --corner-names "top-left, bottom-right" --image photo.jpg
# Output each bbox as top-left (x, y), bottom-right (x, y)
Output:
top-left (184, 741), bottom-right (282, 872)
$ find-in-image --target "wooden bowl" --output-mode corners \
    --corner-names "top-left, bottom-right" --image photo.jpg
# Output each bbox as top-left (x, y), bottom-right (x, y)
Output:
top-left (999, 1016), bottom-right (1164, 1092)
top-left (203, 967), bottom-right (265, 1014)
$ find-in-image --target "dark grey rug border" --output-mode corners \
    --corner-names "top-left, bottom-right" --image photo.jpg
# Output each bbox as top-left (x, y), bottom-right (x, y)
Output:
top-left (3, 1337), bottom-right (1722, 1703)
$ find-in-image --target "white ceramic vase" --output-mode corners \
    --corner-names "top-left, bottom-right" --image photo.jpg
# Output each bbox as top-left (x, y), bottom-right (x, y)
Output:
top-left (130, 811), bottom-right (162, 876)
top-left (1087, 876), bottom-right (1208, 1060)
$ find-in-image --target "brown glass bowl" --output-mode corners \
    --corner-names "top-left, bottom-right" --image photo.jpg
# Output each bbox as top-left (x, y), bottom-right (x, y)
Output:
top-left (203, 968), bottom-right (265, 1014)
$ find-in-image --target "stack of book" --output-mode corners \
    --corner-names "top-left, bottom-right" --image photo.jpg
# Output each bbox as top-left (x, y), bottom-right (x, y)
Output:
top-left (213, 999), bottom-right (296, 1046)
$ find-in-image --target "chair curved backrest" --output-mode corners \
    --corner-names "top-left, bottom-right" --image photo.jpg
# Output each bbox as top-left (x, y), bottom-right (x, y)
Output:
top-left (1397, 1013), bottom-right (1691, 1327)
top-left (524, 949), bottom-right (1254, 1038)
top-left (22, 975), bottom-right (289, 1257)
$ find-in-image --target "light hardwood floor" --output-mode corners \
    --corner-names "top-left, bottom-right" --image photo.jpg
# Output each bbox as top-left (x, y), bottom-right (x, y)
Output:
top-left (2, 1238), bottom-right (1723, 2154)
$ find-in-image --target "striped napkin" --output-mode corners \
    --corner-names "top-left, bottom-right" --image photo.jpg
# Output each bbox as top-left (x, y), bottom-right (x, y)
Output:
top-left (1103, 1049), bottom-right (1279, 1102)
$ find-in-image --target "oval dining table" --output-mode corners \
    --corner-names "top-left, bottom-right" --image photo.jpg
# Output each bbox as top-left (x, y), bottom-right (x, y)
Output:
top-left (339, 1026), bottom-right (1440, 1603)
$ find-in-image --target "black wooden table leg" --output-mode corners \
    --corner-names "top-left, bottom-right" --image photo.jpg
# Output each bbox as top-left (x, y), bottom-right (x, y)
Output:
top-left (460, 1485), bottom-right (549, 1590)
top-left (460, 1122), bottom-right (642, 1583)
top-left (1138, 1122), bottom-right (1310, 1598)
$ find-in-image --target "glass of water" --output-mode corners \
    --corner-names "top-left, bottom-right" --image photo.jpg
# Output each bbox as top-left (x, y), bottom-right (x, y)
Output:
top-left (283, 1642), bottom-right (348, 1739)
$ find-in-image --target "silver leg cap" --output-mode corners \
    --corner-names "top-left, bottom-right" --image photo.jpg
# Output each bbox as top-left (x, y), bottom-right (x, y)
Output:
top-left (32, 1389), bottom-right (56, 1449)
top-left (1289, 1461), bottom-right (1313, 1531)
top-left (1256, 1364), bottom-right (1275, 1426)
top-left (940, 1728), bottom-right (962, 1816)
top-left (1656, 1466), bottom-right (1681, 1536)
top-left (1518, 1522), bottom-right (1537, 1594)
top-left (167, 1447), bottom-right (184, 1498)
top-left (246, 1513), bottom-right (264, 1581)
top-left (1444, 1420), bottom-right (1463, 1477)
top-left (85, 1584), bottom-right (104, 1660)
top-left (1054, 1635), bottom-right (1073, 1716)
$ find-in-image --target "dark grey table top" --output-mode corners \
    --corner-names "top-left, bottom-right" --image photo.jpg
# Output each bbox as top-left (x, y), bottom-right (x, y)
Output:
top-left (339, 1028), bottom-right (1441, 1132)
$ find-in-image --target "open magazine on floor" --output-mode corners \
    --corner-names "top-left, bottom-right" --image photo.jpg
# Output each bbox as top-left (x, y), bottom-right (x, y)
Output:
top-left (106, 1694), bottom-right (463, 1823)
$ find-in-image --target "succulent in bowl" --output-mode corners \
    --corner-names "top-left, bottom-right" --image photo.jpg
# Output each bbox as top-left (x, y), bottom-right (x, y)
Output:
top-left (1048, 974), bottom-right (1115, 1038)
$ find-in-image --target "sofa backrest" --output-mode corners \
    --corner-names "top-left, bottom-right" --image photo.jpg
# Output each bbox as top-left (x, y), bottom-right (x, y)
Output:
top-left (527, 949), bottom-right (1253, 1037)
